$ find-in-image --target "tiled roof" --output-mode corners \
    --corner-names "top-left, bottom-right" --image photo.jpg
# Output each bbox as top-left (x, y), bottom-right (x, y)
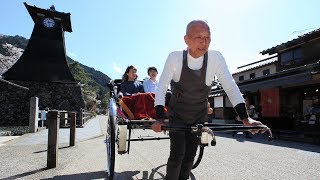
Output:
top-left (24, 2), bottom-right (72, 32)
top-left (261, 28), bottom-right (320, 55)
top-left (233, 55), bottom-right (278, 74)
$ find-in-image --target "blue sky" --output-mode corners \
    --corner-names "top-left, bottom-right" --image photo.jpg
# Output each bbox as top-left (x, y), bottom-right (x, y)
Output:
top-left (1, 0), bottom-right (320, 80)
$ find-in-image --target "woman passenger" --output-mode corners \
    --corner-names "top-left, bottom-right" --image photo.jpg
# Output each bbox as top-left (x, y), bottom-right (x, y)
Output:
top-left (120, 65), bottom-right (144, 96)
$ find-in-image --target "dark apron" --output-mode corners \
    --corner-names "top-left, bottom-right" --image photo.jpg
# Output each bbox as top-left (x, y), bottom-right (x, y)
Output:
top-left (168, 50), bottom-right (211, 126)
top-left (166, 50), bottom-right (212, 180)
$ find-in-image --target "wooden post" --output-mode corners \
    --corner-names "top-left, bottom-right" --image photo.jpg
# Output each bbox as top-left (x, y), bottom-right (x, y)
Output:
top-left (29, 97), bottom-right (39, 133)
top-left (47, 110), bottom-right (60, 169)
top-left (69, 112), bottom-right (76, 146)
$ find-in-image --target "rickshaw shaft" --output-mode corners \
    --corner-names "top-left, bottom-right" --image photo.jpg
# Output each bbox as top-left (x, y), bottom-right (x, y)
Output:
top-left (128, 137), bottom-right (170, 141)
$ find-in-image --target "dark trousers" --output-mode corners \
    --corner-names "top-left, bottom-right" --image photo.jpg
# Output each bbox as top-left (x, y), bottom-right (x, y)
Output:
top-left (166, 130), bottom-right (199, 180)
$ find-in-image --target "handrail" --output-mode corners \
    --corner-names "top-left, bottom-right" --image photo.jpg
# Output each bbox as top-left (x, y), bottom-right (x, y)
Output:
top-left (79, 108), bottom-right (94, 127)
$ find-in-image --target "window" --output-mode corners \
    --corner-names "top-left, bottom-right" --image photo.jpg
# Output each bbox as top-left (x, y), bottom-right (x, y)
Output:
top-left (250, 73), bottom-right (255, 79)
top-left (263, 69), bottom-right (270, 75)
top-left (293, 48), bottom-right (303, 62)
top-left (281, 51), bottom-right (293, 65)
top-left (280, 48), bottom-right (303, 66)
top-left (239, 75), bottom-right (244, 81)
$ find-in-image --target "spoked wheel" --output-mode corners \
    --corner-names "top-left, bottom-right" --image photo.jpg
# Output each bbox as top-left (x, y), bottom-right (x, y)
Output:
top-left (106, 115), bottom-right (116, 179)
top-left (192, 145), bottom-right (205, 169)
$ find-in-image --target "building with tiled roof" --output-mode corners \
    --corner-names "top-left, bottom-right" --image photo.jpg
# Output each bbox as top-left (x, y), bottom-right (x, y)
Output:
top-left (210, 28), bottom-right (320, 135)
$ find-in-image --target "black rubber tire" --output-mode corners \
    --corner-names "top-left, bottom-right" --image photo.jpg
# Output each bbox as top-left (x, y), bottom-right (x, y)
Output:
top-left (106, 115), bottom-right (116, 179)
top-left (192, 145), bottom-right (204, 169)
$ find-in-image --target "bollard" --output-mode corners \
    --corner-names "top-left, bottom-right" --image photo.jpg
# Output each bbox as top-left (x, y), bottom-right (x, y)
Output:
top-left (69, 112), bottom-right (76, 146)
top-left (29, 97), bottom-right (39, 133)
top-left (47, 110), bottom-right (60, 169)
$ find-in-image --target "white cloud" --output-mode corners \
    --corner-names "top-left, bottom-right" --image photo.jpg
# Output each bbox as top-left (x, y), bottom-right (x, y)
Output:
top-left (113, 62), bottom-right (122, 74)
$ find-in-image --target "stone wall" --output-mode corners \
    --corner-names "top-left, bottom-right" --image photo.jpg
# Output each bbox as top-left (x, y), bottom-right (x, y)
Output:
top-left (0, 80), bottom-right (30, 126)
top-left (0, 80), bottom-right (85, 126)
top-left (0, 126), bottom-right (29, 135)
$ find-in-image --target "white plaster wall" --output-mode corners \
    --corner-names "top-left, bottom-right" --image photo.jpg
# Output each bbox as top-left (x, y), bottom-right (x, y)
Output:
top-left (233, 64), bottom-right (277, 83)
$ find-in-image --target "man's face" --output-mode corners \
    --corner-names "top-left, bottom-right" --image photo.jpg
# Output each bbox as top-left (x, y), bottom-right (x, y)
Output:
top-left (184, 24), bottom-right (211, 58)
top-left (148, 70), bottom-right (158, 79)
top-left (127, 68), bottom-right (137, 81)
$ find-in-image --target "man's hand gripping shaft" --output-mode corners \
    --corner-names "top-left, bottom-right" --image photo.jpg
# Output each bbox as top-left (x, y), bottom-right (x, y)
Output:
top-left (152, 105), bottom-right (165, 132)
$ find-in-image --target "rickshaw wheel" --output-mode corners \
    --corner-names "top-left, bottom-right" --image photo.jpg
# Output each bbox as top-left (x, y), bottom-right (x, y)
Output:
top-left (106, 115), bottom-right (116, 179)
top-left (192, 145), bottom-right (204, 169)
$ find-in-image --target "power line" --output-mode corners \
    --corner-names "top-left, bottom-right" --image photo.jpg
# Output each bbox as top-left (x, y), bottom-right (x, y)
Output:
top-left (292, 27), bottom-right (317, 36)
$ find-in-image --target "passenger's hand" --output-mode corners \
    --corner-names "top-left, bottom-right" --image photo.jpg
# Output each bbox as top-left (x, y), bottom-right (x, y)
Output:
top-left (152, 119), bottom-right (164, 132)
top-left (242, 117), bottom-right (267, 134)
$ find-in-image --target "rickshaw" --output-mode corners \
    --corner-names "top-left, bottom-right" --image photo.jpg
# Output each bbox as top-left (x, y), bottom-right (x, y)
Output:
top-left (106, 79), bottom-right (273, 180)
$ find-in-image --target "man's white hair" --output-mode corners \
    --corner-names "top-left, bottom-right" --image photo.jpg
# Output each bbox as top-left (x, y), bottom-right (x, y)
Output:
top-left (186, 19), bottom-right (210, 35)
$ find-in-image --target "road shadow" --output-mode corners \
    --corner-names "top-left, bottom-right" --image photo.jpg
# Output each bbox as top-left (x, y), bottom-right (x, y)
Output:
top-left (33, 145), bottom-right (74, 154)
top-left (114, 164), bottom-right (197, 180)
top-left (215, 132), bottom-right (320, 153)
top-left (2, 168), bottom-right (47, 180)
top-left (41, 170), bottom-right (108, 179)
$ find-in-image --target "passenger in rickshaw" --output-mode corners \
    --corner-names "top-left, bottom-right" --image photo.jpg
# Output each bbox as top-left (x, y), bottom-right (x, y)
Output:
top-left (120, 65), bottom-right (144, 97)
top-left (143, 66), bottom-right (173, 108)
top-left (143, 66), bottom-right (159, 93)
top-left (118, 65), bottom-right (162, 120)
top-left (117, 65), bottom-right (212, 120)
top-left (152, 20), bottom-right (268, 180)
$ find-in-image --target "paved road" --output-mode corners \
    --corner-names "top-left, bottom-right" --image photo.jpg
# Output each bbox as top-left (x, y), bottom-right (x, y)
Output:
top-left (1, 116), bottom-right (320, 180)
top-left (111, 130), bottom-right (320, 180)
top-left (0, 115), bottom-right (108, 180)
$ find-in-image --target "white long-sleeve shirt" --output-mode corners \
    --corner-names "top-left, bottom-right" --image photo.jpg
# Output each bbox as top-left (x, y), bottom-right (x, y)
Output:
top-left (155, 50), bottom-right (245, 107)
